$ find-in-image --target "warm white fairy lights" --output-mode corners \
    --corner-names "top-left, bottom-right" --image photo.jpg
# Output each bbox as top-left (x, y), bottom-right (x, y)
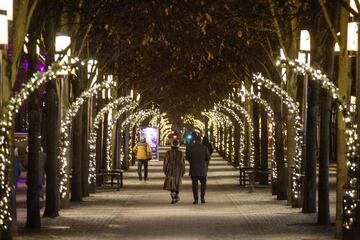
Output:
top-left (160, 126), bottom-right (173, 144)
top-left (88, 97), bottom-right (138, 184)
top-left (218, 102), bottom-right (255, 167)
top-left (278, 58), bottom-right (358, 231)
top-left (0, 63), bottom-right (69, 229)
top-left (193, 119), bottom-right (205, 134)
top-left (202, 110), bottom-right (233, 154)
top-left (212, 105), bottom-right (246, 166)
top-left (234, 88), bottom-right (277, 179)
top-left (253, 73), bottom-right (303, 202)
top-left (58, 78), bottom-right (115, 198)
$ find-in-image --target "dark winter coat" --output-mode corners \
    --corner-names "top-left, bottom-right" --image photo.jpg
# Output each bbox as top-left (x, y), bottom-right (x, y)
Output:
top-left (202, 141), bottom-right (213, 155)
top-left (186, 143), bottom-right (210, 177)
top-left (163, 149), bottom-right (185, 191)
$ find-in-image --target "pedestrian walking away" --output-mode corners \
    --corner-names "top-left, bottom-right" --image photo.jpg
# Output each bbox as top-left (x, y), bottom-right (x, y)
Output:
top-left (163, 139), bottom-right (185, 204)
top-left (186, 134), bottom-right (210, 204)
top-left (133, 137), bottom-right (152, 181)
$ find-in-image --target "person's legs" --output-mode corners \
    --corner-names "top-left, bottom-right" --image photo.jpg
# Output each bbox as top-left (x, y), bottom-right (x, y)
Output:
top-left (175, 191), bottom-right (180, 202)
top-left (144, 160), bottom-right (149, 180)
top-left (191, 176), bottom-right (199, 204)
top-left (200, 176), bottom-right (207, 203)
top-left (137, 160), bottom-right (143, 180)
top-left (170, 191), bottom-right (177, 204)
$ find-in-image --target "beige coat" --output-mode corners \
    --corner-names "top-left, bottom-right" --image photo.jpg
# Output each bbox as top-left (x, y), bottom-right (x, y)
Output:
top-left (163, 149), bottom-right (185, 191)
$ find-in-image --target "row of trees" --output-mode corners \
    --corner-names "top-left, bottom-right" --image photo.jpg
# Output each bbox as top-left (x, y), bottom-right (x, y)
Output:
top-left (1, 0), bottom-right (360, 239)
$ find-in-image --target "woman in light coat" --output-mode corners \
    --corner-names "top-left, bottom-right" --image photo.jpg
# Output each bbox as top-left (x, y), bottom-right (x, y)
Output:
top-left (163, 139), bottom-right (185, 204)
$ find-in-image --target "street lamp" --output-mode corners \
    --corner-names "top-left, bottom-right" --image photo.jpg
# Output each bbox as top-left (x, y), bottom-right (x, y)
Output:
top-left (0, 9), bottom-right (9, 110)
top-left (0, 0), bottom-right (12, 21)
top-left (55, 34), bottom-right (71, 64)
top-left (348, 22), bottom-right (358, 52)
top-left (0, 12), bottom-right (8, 45)
top-left (87, 59), bottom-right (98, 86)
top-left (299, 30), bottom-right (311, 127)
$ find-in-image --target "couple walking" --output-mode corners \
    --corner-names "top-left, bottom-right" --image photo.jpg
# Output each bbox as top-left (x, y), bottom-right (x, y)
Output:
top-left (163, 134), bottom-right (212, 204)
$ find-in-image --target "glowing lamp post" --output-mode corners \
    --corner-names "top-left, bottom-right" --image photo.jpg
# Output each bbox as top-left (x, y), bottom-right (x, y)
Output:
top-left (55, 35), bottom-right (71, 64)
top-left (299, 30), bottom-right (311, 201)
top-left (0, 12), bottom-right (8, 45)
top-left (0, 0), bottom-right (12, 21)
top-left (299, 30), bottom-right (311, 127)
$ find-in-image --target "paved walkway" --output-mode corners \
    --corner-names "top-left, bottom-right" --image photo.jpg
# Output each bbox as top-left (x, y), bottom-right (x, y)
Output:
top-left (15, 150), bottom-right (336, 240)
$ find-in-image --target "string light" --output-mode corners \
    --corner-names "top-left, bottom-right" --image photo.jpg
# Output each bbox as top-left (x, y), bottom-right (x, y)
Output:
top-left (0, 63), bottom-right (69, 229)
top-left (278, 58), bottom-right (358, 230)
top-left (58, 78), bottom-right (115, 198)
top-left (202, 111), bottom-right (236, 158)
top-left (253, 73), bottom-right (303, 202)
top-left (234, 89), bottom-right (277, 179)
top-left (217, 102), bottom-right (255, 167)
top-left (88, 97), bottom-right (138, 184)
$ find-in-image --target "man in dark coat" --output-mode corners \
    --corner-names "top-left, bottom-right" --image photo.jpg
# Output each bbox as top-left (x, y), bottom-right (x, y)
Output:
top-left (186, 134), bottom-right (210, 204)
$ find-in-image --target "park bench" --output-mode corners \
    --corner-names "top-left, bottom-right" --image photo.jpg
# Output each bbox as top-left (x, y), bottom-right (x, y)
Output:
top-left (239, 167), bottom-right (272, 193)
top-left (96, 169), bottom-right (124, 191)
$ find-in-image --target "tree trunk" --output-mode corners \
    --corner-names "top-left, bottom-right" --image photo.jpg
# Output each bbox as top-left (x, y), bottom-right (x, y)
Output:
top-left (70, 80), bottom-right (83, 202)
top-left (303, 79), bottom-right (318, 213)
top-left (43, 3), bottom-right (59, 217)
top-left (318, 88), bottom-right (331, 223)
top-left (27, 91), bottom-right (41, 229)
top-left (102, 113), bottom-right (109, 170)
top-left (253, 99), bottom-right (261, 171)
top-left (43, 87), bottom-right (60, 217)
top-left (274, 96), bottom-right (286, 200)
top-left (260, 102), bottom-right (269, 185)
top-left (26, 31), bottom-right (41, 229)
top-left (336, 5), bottom-right (349, 238)
top-left (96, 118), bottom-right (104, 186)
top-left (317, 10), bottom-right (337, 224)
top-left (81, 100), bottom-right (90, 197)
top-left (233, 126), bottom-right (240, 167)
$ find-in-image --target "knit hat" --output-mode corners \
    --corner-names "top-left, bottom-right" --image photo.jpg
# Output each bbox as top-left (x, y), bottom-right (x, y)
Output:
top-left (171, 139), bottom-right (180, 148)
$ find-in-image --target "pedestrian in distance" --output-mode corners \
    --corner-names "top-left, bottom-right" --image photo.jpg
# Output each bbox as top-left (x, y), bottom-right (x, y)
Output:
top-left (202, 136), bottom-right (213, 155)
top-left (133, 137), bottom-right (152, 181)
top-left (163, 139), bottom-right (185, 204)
top-left (186, 134), bottom-right (210, 204)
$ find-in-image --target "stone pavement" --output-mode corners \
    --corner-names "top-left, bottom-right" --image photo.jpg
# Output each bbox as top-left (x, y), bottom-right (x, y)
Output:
top-left (14, 150), bottom-right (336, 240)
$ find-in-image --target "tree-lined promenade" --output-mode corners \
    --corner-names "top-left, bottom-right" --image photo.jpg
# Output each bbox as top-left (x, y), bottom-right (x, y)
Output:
top-left (0, 1), bottom-right (359, 239)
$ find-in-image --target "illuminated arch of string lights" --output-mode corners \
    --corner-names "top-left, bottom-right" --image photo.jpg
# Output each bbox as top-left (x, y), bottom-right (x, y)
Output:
top-left (202, 111), bottom-right (228, 148)
top-left (210, 108), bottom-right (245, 165)
top-left (214, 106), bottom-right (246, 166)
top-left (232, 88), bottom-right (277, 179)
top-left (202, 110), bottom-right (233, 153)
top-left (217, 102), bottom-right (255, 167)
top-left (58, 78), bottom-right (115, 198)
top-left (253, 73), bottom-right (303, 203)
top-left (161, 126), bottom-right (173, 144)
top-left (210, 110), bottom-right (234, 156)
top-left (201, 111), bottom-right (221, 147)
top-left (193, 119), bottom-right (205, 135)
top-left (88, 97), bottom-right (138, 184)
top-left (159, 118), bottom-right (171, 143)
top-left (0, 63), bottom-right (70, 229)
top-left (278, 58), bottom-right (358, 230)
top-left (149, 113), bottom-right (166, 127)
top-left (107, 109), bottom-right (160, 167)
